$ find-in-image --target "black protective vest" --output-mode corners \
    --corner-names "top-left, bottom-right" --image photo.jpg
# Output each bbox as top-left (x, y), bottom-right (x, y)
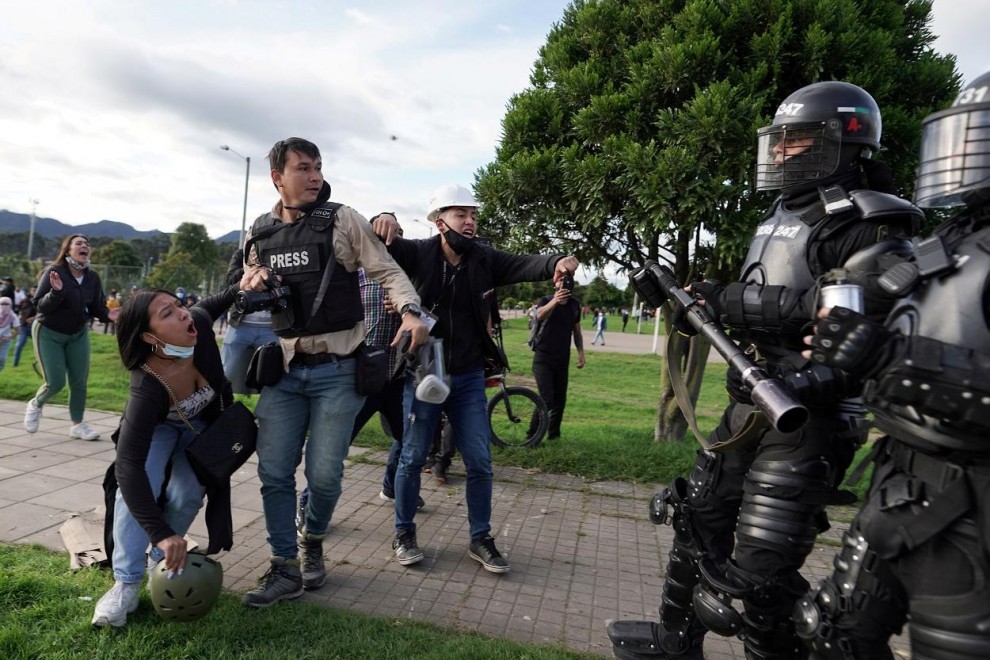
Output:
top-left (867, 219), bottom-right (990, 452)
top-left (737, 189), bottom-right (922, 357)
top-left (735, 197), bottom-right (821, 356)
top-left (251, 204), bottom-right (362, 338)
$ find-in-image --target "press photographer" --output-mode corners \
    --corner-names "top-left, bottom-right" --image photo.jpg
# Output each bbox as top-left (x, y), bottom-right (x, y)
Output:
top-left (238, 137), bottom-right (428, 609)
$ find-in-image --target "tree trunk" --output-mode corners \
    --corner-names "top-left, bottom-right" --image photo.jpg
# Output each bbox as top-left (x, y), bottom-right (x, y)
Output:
top-left (654, 315), bottom-right (711, 442)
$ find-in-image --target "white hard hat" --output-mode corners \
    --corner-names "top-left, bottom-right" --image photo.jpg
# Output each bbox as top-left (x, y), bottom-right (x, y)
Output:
top-left (426, 184), bottom-right (478, 222)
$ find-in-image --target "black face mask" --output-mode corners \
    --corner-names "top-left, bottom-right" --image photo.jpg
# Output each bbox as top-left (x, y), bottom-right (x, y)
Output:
top-left (441, 222), bottom-right (475, 256)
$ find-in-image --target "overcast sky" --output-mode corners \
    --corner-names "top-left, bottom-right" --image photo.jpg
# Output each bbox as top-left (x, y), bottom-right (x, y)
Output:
top-left (2, 0), bottom-right (987, 242)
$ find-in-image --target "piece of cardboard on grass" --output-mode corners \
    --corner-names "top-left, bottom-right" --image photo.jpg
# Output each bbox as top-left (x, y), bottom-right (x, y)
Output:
top-left (59, 507), bottom-right (199, 571)
top-left (59, 510), bottom-right (108, 571)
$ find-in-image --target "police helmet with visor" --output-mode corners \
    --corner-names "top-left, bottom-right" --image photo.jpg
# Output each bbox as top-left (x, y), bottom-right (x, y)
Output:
top-left (913, 70), bottom-right (990, 208)
top-left (755, 81), bottom-right (881, 193)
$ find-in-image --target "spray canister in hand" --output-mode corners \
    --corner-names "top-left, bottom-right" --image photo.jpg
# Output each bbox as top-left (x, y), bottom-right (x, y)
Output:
top-left (820, 269), bottom-right (864, 314)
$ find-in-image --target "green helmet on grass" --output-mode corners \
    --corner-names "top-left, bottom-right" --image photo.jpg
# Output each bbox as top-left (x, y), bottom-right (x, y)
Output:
top-left (148, 553), bottom-right (223, 622)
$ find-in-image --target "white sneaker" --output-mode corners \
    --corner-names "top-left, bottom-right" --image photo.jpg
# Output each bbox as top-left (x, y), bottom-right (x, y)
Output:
top-left (23, 399), bottom-right (42, 433)
top-left (92, 581), bottom-right (140, 628)
top-left (69, 422), bottom-right (101, 441)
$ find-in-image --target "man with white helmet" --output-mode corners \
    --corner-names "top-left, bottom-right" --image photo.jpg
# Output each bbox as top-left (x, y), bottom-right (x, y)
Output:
top-left (372, 184), bottom-right (579, 573)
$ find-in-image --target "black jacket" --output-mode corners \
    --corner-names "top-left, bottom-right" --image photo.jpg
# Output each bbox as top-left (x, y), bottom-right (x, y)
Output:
top-left (34, 264), bottom-right (110, 334)
top-left (112, 287), bottom-right (237, 553)
top-left (384, 235), bottom-right (563, 372)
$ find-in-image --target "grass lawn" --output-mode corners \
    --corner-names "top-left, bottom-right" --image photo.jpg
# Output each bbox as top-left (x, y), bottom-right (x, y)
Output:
top-left (0, 543), bottom-right (595, 660)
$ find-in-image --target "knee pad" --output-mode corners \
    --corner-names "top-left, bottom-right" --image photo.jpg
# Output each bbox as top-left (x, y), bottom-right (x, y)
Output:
top-left (692, 558), bottom-right (747, 637)
top-left (737, 457), bottom-right (837, 558)
top-left (736, 491), bottom-right (821, 557)
top-left (794, 528), bottom-right (907, 659)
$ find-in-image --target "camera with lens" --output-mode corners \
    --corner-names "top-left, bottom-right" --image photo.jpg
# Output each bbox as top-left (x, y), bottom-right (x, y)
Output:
top-left (562, 274), bottom-right (575, 292)
top-left (235, 269), bottom-right (292, 315)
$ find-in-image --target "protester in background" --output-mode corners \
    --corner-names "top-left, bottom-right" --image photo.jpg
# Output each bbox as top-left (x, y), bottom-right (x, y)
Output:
top-left (621, 308), bottom-right (630, 332)
top-left (13, 286), bottom-right (37, 367)
top-left (93, 286), bottom-right (235, 628)
top-left (0, 297), bottom-right (17, 373)
top-left (24, 235), bottom-right (120, 440)
top-left (531, 279), bottom-right (585, 440)
top-left (104, 290), bottom-right (121, 335)
top-left (590, 307), bottom-right (607, 345)
top-left (0, 277), bottom-right (14, 301)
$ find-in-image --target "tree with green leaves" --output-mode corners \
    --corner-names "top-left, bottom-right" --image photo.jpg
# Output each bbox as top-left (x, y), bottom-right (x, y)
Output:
top-left (476, 0), bottom-right (958, 441)
top-left (92, 240), bottom-right (142, 269)
top-left (146, 252), bottom-right (200, 292)
top-left (167, 222), bottom-right (224, 294)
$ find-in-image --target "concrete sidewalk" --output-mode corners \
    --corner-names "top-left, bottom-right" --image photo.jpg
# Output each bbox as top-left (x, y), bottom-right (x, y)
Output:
top-left (0, 398), bottom-right (908, 658)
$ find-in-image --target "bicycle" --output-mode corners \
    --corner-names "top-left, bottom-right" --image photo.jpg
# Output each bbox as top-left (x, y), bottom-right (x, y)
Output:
top-left (485, 322), bottom-right (548, 448)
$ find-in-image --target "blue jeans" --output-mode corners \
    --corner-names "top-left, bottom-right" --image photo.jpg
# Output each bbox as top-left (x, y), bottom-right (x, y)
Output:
top-left (395, 369), bottom-right (493, 540)
top-left (13, 325), bottom-right (30, 366)
top-left (0, 338), bottom-right (10, 372)
top-left (381, 438), bottom-right (401, 494)
top-left (221, 323), bottom-right (278, 395)
top-left (111, 418), bottom-right (206, 583)
top-left (255, 358), bottom-right (364, 558)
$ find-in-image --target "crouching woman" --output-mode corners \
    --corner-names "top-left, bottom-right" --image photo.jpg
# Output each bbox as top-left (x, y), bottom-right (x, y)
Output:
top-left (93, 287), bottom-right (235, 628)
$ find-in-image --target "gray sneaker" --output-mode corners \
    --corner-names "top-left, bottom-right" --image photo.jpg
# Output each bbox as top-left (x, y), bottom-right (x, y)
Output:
top-left (469, 535), bottom-right (510, 574)
top-left (299, 535), bottom-right (326, 590)
top-left (392, 532), bottom-right (423, 566)
top-left (241, 557), bottom-right (304, 608)
top-left (92, 581), bottom-right (141, 627)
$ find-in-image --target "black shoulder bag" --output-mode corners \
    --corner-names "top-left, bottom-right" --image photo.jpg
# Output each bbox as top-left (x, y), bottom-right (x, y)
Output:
top-left (141, 364), bottom-right (257, 484)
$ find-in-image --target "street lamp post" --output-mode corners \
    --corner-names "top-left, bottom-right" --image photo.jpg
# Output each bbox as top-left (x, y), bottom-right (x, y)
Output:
top-left (219, 145), bottom-right (251, 248)
top-left (27, 198), bottom-right (39, 260)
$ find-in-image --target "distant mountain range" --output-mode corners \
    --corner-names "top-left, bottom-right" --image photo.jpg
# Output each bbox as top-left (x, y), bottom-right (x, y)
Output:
top-left (0, 209), bottom-right (240, 244)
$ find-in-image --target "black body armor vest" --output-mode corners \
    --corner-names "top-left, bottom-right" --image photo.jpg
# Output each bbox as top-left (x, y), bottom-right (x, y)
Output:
top-left (867, 218), bottom-right (990, 452)
top-left (251, 204), bottom-right (362, 338)
top-left (735, 198), bottom-right (823, 357)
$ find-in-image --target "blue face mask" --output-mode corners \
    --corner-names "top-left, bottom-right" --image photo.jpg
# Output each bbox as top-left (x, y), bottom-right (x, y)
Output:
top-left (150, 335), bottom-right (195, 359)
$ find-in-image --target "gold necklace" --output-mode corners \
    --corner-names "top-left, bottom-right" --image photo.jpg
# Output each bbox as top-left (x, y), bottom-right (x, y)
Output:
top-left (140, 363), bottom-right (213, 435)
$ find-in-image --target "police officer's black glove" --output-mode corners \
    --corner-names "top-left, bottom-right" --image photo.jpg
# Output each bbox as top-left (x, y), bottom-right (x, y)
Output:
top-left (810, 306), bottom-right (899, 380)
top-left (670, 305), bottom-right (697, 337)
top-left (670, 280), bottom-right (726, 336)
top-left (690, 280), bottom-right (726, 321)
top-left (782, 363), bottom-right (862, 403)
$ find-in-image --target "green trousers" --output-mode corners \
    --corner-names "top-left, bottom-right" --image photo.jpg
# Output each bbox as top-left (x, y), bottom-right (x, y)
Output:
top-left (33, 322), bottom-right (91, 423)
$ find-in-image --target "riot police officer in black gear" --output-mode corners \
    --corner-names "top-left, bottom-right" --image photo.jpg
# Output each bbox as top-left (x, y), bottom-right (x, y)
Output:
top-left (797, 70), bottom-right (990, 660)
top-left (607, 82), bottom-right (922, 659)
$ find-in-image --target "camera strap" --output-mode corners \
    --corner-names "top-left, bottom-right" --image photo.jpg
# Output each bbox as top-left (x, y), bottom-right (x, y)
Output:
top-left (307, 203), bottom-right (343, 322)
top-left (244, 205), bottom-right (344, 333)
top-left (242, 220), bottom-right (291, 264)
